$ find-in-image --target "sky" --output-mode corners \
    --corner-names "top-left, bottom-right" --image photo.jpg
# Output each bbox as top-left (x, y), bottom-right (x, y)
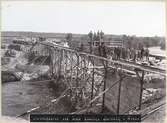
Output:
top-left (1, 1), bottom-right (166, 37)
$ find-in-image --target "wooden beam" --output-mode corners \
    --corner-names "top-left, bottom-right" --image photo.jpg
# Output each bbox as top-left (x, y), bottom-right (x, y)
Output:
top-left (91, 58), bottom-right (95, 106)
top-left (117, 75), bottom-right (124, 114)
top-left (101, 61), bottom-right (108, 113)
top-left (136, 70), bottom-right (145, 110)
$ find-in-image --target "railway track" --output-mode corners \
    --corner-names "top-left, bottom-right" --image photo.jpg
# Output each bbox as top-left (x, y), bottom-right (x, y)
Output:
top-left (141, 103), bottom-right (165, 121)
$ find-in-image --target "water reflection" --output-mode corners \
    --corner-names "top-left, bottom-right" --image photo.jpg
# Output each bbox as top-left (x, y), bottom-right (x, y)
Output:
top-left (2, 81), bottom-right (58, 119)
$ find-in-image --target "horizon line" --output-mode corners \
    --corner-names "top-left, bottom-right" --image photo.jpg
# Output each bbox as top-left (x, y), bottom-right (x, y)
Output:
top-left (1, 30), bottom-right (165, 38)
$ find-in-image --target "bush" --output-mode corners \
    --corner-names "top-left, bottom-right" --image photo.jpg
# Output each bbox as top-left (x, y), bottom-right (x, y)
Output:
top-left (1, 44), bottom-right (6, 49)
top-left (4, 50), bottom-right (16, 57)
top-left (1, 57), bottom-right (10, 65)
top-left (8, 44), bottom-right (21, 51)
top-left (2, 71), bottom-right (20, 83)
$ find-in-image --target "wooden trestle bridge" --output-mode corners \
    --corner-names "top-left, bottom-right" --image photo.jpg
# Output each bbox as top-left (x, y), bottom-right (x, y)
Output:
top-left (15, 40), bottom-right (165, 117)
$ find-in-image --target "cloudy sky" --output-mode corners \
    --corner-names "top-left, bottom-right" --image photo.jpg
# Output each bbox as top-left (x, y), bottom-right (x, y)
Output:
top-left (1, 1), bottom-right (165, 36)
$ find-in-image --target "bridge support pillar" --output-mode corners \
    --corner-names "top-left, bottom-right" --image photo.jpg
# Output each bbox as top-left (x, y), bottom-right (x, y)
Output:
top-left (117, 71), bottom-right (124, 114)
top-left (70, 52), bottom-right (73, 83)
top-left (135, 69), bottom-right (145, 110)
top-left (75, 53), bottom-right (80, 105)
top-left (49, 48), bottom-right (54, 79)
top-left (90, 58), bottom-right (95, 107)
top-left (101, 61), bottom-right (108, 113)
top-left (58, 49), bottom-right (64, 79)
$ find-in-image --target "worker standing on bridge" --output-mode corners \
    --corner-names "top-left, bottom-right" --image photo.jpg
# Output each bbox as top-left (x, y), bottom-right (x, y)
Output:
top-left (129, 48), bottom-right (132, 60)
top-left (140, 47), bottom-right (144, 61)
top-left (137, 50), bottom-right (140, 60)
top-left (134, 49), bottom-right (138, 62)
top-left (121, 47), bottom-right (126, 60)
top-left (117, 47), bottom-right (121, 60)
top-left (131, 48), bottom-right (135, 62)
top-left (127, 48), bottom-right (130, 61)
top-left (113, 47), bottom-right (117, 60)
top-left (145, 48), bottom-right (149, 61)
top-left (99, 43), bottom-right (107, 58)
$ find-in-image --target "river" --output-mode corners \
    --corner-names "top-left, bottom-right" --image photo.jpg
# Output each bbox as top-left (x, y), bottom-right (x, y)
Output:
top-left (2, 80), bottom-right (61, 119)
top-left (148, 46), bottom-right (165, 57)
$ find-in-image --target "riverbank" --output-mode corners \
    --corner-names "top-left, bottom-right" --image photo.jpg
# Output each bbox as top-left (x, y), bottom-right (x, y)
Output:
top-left (148, 46), bottom-right (165, 57)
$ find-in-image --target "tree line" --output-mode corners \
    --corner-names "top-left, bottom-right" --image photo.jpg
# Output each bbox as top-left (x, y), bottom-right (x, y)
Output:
top-left (65, 31), bottom-right (165, 51)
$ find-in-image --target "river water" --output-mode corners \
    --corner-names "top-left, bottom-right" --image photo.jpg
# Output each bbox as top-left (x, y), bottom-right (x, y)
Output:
top-left (148, 47), bottom-right (165, 57)
top-left (2, 80), bottom-right (59, 119)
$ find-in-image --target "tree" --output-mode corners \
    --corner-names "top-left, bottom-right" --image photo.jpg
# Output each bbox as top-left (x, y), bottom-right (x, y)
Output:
top-left (145, 41), bottom-right (149, 48)
top-left (79, 43), bottom-right (84, 52)
top-left (96, 30), bottom-right (100, 41)
top-left (93, 32), bottom-right (97, 41)
top-left (88, 31), bottom-right (93, 53)
top-left (66, 33), bottom-right (73, 47)
top-left (138, 42), bottom-right (144, 50)
top-left (100, 30), bottom-right (104, 40)
top-left (126, 37), bottom-right (132, 49)
top-left (39, 37), bottom-right (46, 41)
top-left (88, 31), bottom-right (93, 41)
top-left (160, 40), bottom-right (165, 50)
top-left (66, 33), bottom-right (73, 42)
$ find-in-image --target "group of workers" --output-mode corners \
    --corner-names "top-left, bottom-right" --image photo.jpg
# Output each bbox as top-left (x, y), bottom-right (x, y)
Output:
top-left (113, 47), bottom-right (149, 62)
top-left (98, 43), bottom-right (150, 62)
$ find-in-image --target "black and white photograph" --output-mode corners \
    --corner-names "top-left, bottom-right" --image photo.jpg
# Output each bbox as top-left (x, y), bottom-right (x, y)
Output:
top-left (1, 0), bottom-right (166, 122)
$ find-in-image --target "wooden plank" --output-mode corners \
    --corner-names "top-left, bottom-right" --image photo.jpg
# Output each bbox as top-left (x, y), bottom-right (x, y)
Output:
top-left (136, 70), bottom-right (145, 110)
top-left (102, 61), bottom-right (108, 112)
top-left (117, 76), bottom-right (123, 114)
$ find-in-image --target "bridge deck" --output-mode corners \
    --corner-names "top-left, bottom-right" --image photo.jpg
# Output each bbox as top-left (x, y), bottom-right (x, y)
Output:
top-left (40, 42), bottom-right (166, 76)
